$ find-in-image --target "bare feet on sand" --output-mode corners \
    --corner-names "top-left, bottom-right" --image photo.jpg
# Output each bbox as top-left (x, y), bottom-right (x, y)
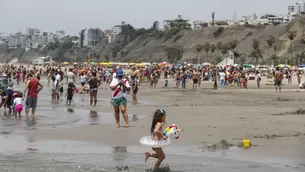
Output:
top-left (116, 124), bottom-right (120, 128)
top-left (144, 152), bottom-right (150, 163)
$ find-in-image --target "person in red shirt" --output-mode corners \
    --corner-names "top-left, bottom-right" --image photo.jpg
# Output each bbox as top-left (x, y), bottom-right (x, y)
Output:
top-left (23, 73), bottom-right (44, 124)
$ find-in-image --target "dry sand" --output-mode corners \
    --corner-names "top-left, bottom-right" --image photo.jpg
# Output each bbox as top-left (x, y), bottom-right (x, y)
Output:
top-left (26, 75), bottom-right (305, 166)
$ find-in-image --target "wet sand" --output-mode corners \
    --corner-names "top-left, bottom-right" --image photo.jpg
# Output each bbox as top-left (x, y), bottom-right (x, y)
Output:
top-left (1, 76), bottom-right (305, 171)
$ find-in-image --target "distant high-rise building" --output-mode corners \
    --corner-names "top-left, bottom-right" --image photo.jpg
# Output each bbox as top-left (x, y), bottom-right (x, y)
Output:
top-left (8, 32), bottom-right (26, 48)
top-left (55, 30), bottom-right (65, 40)
top-left (25, 27), bottom-right (39, 36)
top-left (288, 1), bottom-right (305, 15)
top-left (79, 28), bottom-right (102, 47)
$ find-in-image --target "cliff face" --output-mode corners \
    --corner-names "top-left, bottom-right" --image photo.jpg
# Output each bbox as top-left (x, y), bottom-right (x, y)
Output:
top-left (0, 16), bottom-right (304, 64)
top-left (120, 16), bottom-right (305, 64)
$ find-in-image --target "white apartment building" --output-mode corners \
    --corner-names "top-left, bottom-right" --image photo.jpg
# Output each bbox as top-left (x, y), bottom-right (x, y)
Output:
top-left (25, 27), bottom-right (40, 36)
top-left (288, 1), bottom-right (305, 15)
top-left (79, 28), bottom-right (102, 47)
top-left (268, 16), bottom-right (284, 24)
top-left (249, 18), bottom-right (269, 25)
top-left (191, 20), bottom-right (207, 29)
top-left (8, 33), bottom-right (26, 48)
top-left (111, 26), bottom-right (122, 35)
top-left (55, 30), bottom-right (65, 40)
top-left (103, 26), bottom-right (123, 44)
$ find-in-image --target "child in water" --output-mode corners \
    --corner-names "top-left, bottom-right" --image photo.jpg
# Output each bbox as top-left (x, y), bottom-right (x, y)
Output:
top-left (66, 83), bottom-right (74, 105)
top-left (145, 109), bottom-right (167, 169)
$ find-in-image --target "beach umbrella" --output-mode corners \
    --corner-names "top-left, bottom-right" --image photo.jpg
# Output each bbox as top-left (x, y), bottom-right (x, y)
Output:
top-left (90, 62), bottom-right (96, 65)
top-left (278, 64), bottom-right (291, 68)
top-left (299, 64), bottom-right (305, 68)
top-left (83, 62), bottom-right (88, 65)
top-left (63, 62), bottom-right (69, 65)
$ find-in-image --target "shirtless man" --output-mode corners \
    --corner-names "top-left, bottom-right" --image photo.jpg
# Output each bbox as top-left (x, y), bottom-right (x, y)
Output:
top-left (192, 69), bottom-right (199, 90)
top-left (198, 70), bottom-right (202, 88)
top-left (274, 67), bottom-right (284, 92)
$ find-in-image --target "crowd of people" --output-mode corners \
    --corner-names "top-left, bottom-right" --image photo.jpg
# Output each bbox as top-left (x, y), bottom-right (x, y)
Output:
top-left (0, 63), bottom-right (305, 171)
top-left (0, 63), bottom-right (304, 126)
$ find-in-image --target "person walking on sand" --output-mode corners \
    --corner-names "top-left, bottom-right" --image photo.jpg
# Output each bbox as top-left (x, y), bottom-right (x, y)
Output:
top-left (145, 109), bottom-right (167, 170)
top-left (192, 69), bottom-right (199, 90)
top-left (256, 71), bottom-right (261, 89)
top-left (274, 67), bottom-right (283, 92)
top-left (23, 73), bottom-right (44, 124)
top-left (219, 70), bottom-right (226, 90)
top-left (110, 70), bottom-right (131, 128)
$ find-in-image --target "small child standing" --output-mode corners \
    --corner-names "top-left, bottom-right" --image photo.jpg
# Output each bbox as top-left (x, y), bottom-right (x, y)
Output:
top-left (12, 92), bottom-right (23, 119)
top-left (164, 80), bottom-right (168, 88)
top-left (66, 83), bottom-right (74, 105)
top-left (144, 109), bottom-right (167, 170)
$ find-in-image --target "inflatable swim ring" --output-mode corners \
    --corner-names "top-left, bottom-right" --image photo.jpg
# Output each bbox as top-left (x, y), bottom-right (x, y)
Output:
top-left (140, 124), bottom-right (183, 148)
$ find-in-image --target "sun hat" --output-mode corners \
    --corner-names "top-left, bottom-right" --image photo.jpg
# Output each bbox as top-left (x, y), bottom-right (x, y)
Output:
top-left (116, 70), bottom-right (123, 77)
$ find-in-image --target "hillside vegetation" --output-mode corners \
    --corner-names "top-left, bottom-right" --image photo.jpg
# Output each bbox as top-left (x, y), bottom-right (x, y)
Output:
top-left (1, 16), bottom-right (305, 65)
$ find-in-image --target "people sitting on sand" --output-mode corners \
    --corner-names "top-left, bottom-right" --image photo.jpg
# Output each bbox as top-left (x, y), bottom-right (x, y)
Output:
top-left (299, 81), bottom-right (305, 89)
top-left (79, 84), bottom-right (90, 94)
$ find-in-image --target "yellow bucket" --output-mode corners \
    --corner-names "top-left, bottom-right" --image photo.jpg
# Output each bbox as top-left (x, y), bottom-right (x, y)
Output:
top-left (242, 139), bottom-right (251, 148)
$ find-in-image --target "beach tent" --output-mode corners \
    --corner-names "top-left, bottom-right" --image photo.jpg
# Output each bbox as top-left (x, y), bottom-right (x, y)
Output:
top-left (299, 64), bottom-right (305, 68)
top-left (242, 64), bottom-right (253, 68)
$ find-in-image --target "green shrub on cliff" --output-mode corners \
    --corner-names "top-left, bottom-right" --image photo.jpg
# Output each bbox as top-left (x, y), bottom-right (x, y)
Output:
top-left (164, 47), bottom-right (183, 63)
top-left (216, 21), bottom-right (228, 25)
top-left (165, 28), bottom-right (181, 40)
top-left (213, 27), bottom-right (224, 37)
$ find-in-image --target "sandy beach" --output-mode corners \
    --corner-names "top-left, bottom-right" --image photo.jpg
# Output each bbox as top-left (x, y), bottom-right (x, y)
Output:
top-left (1, 75), bottom-right (305, 171)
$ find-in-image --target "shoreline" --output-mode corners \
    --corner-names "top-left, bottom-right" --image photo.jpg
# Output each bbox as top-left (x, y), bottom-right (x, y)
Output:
top-left (2, 73), bottom-right (305, 171)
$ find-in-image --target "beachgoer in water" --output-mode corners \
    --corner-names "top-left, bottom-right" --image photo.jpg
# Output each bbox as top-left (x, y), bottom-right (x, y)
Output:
top-left (145, 109), bottom-right (167, 170)
top-left (66, 83), bottom-right (74, 105)
top-left (88, 72), bottom-right (101, 106)
top-left (23, 73), bottom-right (44, 123)
top-left (110, 70), bottom-right (131, 128)
top-left (12, 91), bottom-right (23, 119)
top-left (131, 73), bottom-right (138, 104)
top-left (2, 87), bottom-right (14, 115)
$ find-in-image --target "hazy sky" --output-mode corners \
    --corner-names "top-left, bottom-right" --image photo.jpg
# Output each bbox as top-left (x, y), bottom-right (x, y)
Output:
top-left (0, 0), bottom-right (295, 36)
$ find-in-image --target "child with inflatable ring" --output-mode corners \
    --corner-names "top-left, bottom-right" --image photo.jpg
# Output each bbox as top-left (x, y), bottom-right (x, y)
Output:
top-left (144, 109), bottom-right (168, 170)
